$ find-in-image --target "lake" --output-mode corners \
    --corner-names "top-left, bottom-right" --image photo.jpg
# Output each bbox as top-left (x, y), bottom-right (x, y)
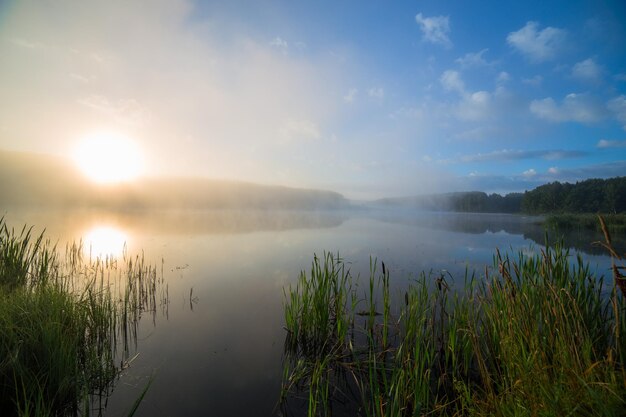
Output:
top-left (0, 208), bottom-right (617, 416)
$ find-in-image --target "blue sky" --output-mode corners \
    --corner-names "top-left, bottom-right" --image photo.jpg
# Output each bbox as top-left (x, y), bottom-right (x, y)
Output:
top-left (0, 0), bottom-right (625, 198)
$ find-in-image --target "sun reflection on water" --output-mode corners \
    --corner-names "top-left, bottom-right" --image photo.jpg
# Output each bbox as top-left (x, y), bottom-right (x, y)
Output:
top-left (83, 225), bottom-right (129, 259)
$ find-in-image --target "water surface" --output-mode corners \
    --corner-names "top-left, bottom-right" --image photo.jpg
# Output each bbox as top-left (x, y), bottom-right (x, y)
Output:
top-left (1, 208), bottom-right (616, 416)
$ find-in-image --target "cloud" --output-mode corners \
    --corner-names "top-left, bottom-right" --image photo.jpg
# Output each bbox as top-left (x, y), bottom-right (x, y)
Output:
top-left (440, 70), bottom-right (465, 94)
top-left (530, 93), bottom-right (607, 123)
top-left (367, 87), bottom-right (384, 99)
top-left (607, 95), bottom-right (626, 129)
top-left (597, 139), bottom-right (626, 148)
top-left (497, 72), bottom-right (510, 83)
top-left (507, 21), bottom-right (567, 62)
top-left (455, 49), bottom-right (491, 68)
top-left (571, 58), bottom-right (602, 82)
top-left (457, 91), bottom-right (492, 121)
top-left (269, 36), bottom-right (289, 53)
top-left (343, 88), bottom-right (358, 103)
top-left (522, 168), bottom-right (537, 178)
top-left (439, 70), bottom-right (492, 121)
top-left (415, 13), bottom-right (452, 48)
top-left (454, 171), bottom-right (544, 193)
top-left (456, 161), bottom-right (626, 193)
top-left (545, 161), bottom-right (626, 182)
top-left (460, 149), bottom-right (587, 163)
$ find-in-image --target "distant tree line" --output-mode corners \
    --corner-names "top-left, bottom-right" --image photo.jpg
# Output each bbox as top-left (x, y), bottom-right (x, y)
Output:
top-left (520, 177), bottom-right (626, 214)
top-left (448, 192), bottom-right (523, 213)
top-left (447, 177), bottom-right (626, 214)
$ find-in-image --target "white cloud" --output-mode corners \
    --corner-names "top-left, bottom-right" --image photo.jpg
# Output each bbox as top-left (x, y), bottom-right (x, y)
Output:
top-left (367, 87), bottom-right (384, 99)
top-left (607, 95), bottom-right (626, 129)
top-left (497, 72), bottom-right (510, 84)
top-left (522, 168), bottom-right (537, 177)
top-left (540, 161), bottom-right (626, 182)
top-left (457, 91), bottom-right (492, 121)
top-left (440, 70), bottom-right (501, 121)
top-left (455, 49), bottom-right (490, 68)
top-left (548, 167), bottom-right (559, 174)
top-left (507, 21), bottom-right (567, 62)
top-left (440, 70), bottom-right (465, 94)
top-left (269, 36), bottom-right (289, 53)
top-left (597, 139), bottom-right (626, 148)
top-left (343, 88), bottom-right (358, 103)
top-left (530, 93), bottom-right (607, 123)
top-left (572, 58), bottom-right (602, 82)
top-left (415, 13), bottom-right (452, 48)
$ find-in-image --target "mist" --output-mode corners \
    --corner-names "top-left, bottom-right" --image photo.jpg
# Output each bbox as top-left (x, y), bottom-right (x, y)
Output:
top-left (0, 150), bottom-right (350, 211)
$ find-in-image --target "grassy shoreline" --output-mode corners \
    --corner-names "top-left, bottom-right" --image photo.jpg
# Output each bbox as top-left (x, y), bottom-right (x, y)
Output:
top-left (0, 218), bottom-right (166, 416)
top-left (281, 224), bottom-right (626, 415)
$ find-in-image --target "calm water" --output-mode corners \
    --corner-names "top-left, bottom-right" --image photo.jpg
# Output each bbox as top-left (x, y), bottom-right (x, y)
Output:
top-left (1, 208), bottom-right (617, 416)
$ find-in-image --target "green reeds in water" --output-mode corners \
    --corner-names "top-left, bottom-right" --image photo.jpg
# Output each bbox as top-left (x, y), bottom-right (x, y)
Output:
top-left (281, 222), bottom-right (626, 416)
top-left (0, 217), bottom-right (167, 416)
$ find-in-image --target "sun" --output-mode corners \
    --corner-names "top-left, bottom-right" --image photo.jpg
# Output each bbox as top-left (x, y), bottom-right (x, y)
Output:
top-left (73, 132), bottom-right (144, 184)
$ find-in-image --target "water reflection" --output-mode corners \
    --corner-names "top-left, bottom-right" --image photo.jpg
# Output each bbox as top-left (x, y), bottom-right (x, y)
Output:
top-left (363, 210), bottom-right (624, 256)
top-left (83, 225), bottom-right (129, 258)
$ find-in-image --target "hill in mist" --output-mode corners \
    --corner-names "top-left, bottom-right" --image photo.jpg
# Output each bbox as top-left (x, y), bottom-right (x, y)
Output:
top-left (0, 150), bottom-right (349, 211)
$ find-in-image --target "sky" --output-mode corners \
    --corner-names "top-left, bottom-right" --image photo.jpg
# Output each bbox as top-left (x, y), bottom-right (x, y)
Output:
top-left (0, 0), bottom-right (625, 199)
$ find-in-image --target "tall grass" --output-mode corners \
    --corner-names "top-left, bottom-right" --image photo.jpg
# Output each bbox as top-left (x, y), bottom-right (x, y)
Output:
top-left (281, 218), bottom-right (626, 416)
top-left (0, 217), bottom-right (166, 416)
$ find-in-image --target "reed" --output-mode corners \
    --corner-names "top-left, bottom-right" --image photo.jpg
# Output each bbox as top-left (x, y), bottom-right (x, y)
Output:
top-left (281, 218), bottom-right (626, 416)
top-left (0, 217), bottom-right (166, 416)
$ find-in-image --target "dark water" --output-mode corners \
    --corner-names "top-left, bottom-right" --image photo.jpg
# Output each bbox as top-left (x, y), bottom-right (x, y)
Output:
top-left (1, 208), bottom-right (617, 416)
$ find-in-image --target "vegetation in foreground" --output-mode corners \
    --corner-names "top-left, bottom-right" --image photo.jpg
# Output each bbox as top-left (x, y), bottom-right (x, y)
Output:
top-left (0, 217), bottom-right (166, 416)
top-left (281, 217), bottom-right (626, 416)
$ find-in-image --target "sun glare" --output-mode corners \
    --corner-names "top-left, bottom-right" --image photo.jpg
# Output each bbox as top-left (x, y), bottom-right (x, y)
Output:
top-left (83, 225), bottom-right (128, 258)
top-left (73, 132), bottom-right (143, 184)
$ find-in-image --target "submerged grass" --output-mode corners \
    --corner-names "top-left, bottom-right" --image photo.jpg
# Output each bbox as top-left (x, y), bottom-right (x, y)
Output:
top-left (0, 217), bottom-right (166, 416)
top-left (281, 216), bottom-right (626, 416)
